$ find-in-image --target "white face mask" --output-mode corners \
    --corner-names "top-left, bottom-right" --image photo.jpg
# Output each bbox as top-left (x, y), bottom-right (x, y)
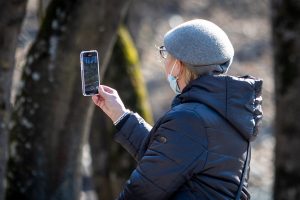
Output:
top-left (167, 60), bottom-right (181, 95)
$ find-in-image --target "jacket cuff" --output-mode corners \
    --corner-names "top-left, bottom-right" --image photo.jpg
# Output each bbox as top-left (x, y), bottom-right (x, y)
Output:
top-left (115, 113), bottom-right (130, 130)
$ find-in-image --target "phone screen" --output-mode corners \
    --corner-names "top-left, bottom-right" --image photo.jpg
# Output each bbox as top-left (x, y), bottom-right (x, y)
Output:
top-left (81, 51), bottom-right (100, 96)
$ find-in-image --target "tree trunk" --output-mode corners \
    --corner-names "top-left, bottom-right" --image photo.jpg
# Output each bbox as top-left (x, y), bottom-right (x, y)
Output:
top-left (89, 25), bottom-right (153, 200)
top-left (37, 0), bottom-right (52, 22)
top-left (6, 0), bottom-right (130, 199)
top-left (272, 0), bottom-right (300, 199)
top-left (89, 111), bottom-right (115, 200)
top-left (0, 0), bottom-right (28, 199)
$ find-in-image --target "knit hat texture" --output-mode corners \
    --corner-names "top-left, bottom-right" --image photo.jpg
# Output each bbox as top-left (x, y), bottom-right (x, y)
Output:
top-left (164, 19), bottom-right (234, 73)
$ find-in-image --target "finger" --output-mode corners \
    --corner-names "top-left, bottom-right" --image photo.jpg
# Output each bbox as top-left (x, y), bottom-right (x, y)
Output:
top-left (92, 95), bottom-right (105, 108)
top-left (92, 95), bottom-right (101, 105)
top-left (92, 95), bottom-right (99, 103)
top-left (101, 85), bottom-right (117, 94)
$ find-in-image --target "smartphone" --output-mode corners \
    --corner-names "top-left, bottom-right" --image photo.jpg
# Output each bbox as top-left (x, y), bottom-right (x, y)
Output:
top-left (80, 50), bottom-right (100, 96)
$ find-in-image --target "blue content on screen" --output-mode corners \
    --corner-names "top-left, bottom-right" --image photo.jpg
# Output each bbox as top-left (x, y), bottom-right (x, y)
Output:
top-left (83, 56), bottom-right (97, 64)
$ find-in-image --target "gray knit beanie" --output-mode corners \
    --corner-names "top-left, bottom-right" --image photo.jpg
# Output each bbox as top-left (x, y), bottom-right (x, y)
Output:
top-left (164, 19), bottom-right (234, 74)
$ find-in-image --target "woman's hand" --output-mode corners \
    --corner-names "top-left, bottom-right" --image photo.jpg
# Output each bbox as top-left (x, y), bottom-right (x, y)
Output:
top-left (92, 85), bottom-right (128, 122)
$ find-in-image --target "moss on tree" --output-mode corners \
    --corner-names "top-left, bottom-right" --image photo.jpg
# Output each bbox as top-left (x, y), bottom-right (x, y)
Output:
top-left (106, 25), bottom-right (153, 124)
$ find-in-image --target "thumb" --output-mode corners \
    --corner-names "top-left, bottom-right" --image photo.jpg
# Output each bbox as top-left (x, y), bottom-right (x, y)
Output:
top-left (99, 85), bottom-right (117, 95)
top-left (98, 85), bottom-right (113, 100)
top-left (98, 85), bottom-right (112, 99)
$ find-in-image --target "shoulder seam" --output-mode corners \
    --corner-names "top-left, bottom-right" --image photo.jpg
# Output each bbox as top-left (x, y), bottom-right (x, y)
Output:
top-left (171, 103), bottom-right (208, 128)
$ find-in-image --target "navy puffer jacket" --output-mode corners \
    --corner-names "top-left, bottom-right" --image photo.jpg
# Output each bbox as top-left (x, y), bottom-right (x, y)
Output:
top-left (114, 75), bottom-right (263, 200)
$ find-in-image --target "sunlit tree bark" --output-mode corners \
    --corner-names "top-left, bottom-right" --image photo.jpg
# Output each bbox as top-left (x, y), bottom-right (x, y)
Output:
top-left (0, 1), bottom-right (28, 199)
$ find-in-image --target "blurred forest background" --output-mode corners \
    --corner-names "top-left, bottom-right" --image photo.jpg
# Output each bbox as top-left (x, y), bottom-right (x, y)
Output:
top-left (0, 0), bottom-right (299, 200)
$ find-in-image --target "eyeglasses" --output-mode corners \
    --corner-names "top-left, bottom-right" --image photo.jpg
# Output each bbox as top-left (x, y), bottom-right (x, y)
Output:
top-left (159, 46), bottom-right (168, 59)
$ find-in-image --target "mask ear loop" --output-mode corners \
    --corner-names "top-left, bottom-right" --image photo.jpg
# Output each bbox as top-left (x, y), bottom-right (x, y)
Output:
top-left (169, 60), bottom-right (181, 92)
top-left (169, 60), bottom-right (178, 78)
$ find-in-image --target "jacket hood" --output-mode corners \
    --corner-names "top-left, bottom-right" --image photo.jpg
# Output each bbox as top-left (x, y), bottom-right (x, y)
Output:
top-left (172, 75), bottom-right (263, 141)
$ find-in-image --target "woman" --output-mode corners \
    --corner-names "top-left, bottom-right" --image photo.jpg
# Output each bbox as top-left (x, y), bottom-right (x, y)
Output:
top-left (92, 19), bottom-right (263, 200)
